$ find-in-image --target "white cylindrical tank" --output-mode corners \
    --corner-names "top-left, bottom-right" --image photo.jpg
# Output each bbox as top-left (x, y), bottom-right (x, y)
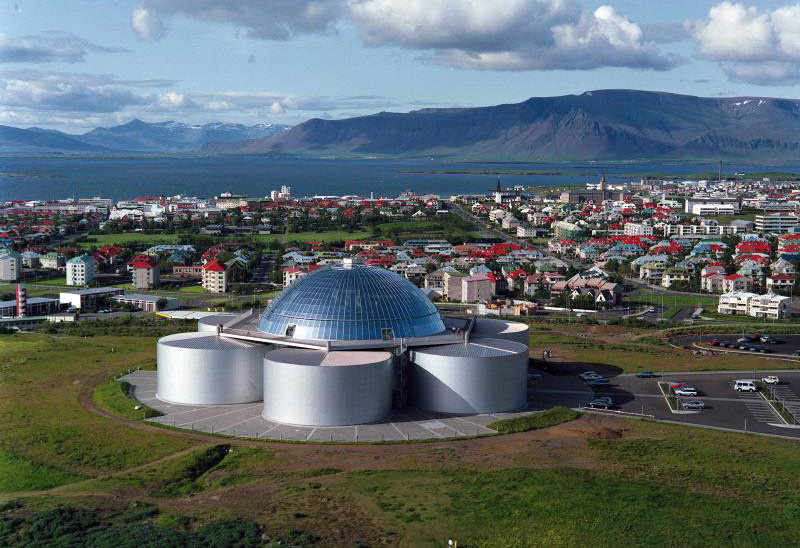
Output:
top-left (197, 313), bottom-right (238, 333)
top-left (443, 316), bottom-right (530, 348)
top-left (262, 348), bottom-right (393, 426)
top-left (409, 338), bottom-right (528, 414)
top-left (471, 318), bottom-right (530, 348)
top-left (157, 332), bottom-right (267, 405)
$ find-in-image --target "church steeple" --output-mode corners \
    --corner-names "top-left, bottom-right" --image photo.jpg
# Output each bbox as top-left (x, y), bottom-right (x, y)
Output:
top-left (496, 177), bottom-right (502, 193)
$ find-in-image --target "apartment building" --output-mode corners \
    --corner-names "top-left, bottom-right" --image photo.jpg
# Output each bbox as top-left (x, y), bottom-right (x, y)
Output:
top-left (66, 254), bottom-right (95, 286)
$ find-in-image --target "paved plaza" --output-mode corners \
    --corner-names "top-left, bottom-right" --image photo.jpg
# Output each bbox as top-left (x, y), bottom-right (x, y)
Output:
top-left (122, 371), bottom-right (535, 442)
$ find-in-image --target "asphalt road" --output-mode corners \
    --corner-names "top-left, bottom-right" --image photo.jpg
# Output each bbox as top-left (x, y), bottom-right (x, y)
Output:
top-left (530, 366), bottom-right (800, 438)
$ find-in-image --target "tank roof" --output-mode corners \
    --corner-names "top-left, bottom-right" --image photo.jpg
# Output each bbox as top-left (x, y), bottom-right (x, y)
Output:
top-left (413, 338), bottom-right (526, 358)
top-left (159, 331), bottom-right (264, 351)
top-left (264, 348), bottom-right (392, 367)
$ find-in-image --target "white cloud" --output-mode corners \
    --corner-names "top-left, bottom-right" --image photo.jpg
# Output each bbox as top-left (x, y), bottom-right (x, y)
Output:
top-left (132, 7), bottom-right (166, 40)
top-left (132, 0), bottom-right (343, 41)
top-left (349, 0), bottom-right (677, 71)
top-left (269, 101), bottom-right (285, 114)
top-left (687, 2), bottom-right (800, 84)
top-left (0, 32), bottom-right (128, 64)
top-left (130, 0), bottom-right (675, 71)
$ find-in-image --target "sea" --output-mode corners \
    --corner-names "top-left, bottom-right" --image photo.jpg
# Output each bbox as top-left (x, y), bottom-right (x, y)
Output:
top-left (3, 155), bottom-right (800, 202)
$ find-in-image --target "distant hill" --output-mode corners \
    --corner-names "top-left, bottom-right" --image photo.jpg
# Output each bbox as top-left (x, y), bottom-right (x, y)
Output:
top-left (204, 90), bottom-right (800, 161)
top-left (77, 120), bottom-right (291, 152)
top-left (0, 125), bottom-right (110, 153)
top-left (0, 120), bottom-right (291, 153)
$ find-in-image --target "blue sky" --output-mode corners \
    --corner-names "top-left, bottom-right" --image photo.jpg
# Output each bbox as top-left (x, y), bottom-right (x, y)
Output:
top-left (3, 0), bottom-right (800, 132)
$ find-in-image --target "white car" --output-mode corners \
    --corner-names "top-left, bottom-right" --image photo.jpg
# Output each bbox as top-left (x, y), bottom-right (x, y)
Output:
top-left (674, 387), bottom-right (698, 396)
top-left (762, 376), bottom-right (780, 385)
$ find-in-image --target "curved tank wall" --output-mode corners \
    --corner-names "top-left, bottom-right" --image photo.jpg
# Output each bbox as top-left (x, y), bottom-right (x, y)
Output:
top-left (262, 348), bottom-right (393, 426)
top-left (443, 316), bottom-right (530, 348)
top-left (197, 313), bottom-right (238, 333)
top-left (157, 332), bottom-right (267, 405)
top-left (409, 338), bottom-right (528, 414)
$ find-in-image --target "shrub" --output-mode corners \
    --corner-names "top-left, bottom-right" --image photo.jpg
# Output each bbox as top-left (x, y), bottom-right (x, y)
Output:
top-left (488, 406), bottom-right (580, 434)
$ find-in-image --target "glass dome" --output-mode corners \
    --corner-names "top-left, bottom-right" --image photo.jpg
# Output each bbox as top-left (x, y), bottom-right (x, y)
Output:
top-left (257, 264), bottom-right (445, 341)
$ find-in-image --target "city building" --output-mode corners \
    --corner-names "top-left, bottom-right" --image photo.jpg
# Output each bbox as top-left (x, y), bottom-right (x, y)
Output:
top-left (59, 287), bottom-right (124, 310)
top-left (66, 254), bottom-right (95, 286)
top-left (0, 247), bottom-right (21, 282)
top-left (132, 259), bottom-right (160, 289)
top-left (718, 292), bottom-right (790, 320)
top-left (755, 213), bottom-right (799, 234)
top-left (112, 293), bottom-right (173, 312)
top-left (40, 252), bottom-right (65, 270)
top-left (202, 260), bottom-right (228, 293)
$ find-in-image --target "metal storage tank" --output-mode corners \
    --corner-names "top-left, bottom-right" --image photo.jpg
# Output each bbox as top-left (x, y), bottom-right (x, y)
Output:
top-left (157, 332), bottom-right (266, 405)
top-left (409, 338), bottom-right (528, 414)
top-left (197, 313), bottom-right (238, 333)
top-left (262, 348), bottom-right (393, 426)
top-left (472, 318), bottom-right (530, 348)
top-left (442, 317), bottom-right (530, 348)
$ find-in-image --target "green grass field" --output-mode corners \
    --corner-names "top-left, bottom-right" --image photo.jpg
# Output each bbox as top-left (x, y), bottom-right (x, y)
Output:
top-left (77, 232), bottom-right (182, 247)
top-left (627, 293), bottom-right (719, 319)
top-left (7, 325), bottom-right (800, 546)
top-left (0, 335), bottom-right (193, 491)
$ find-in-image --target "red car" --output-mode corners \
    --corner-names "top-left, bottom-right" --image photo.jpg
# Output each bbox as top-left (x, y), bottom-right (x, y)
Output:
top-left (709, 339), bottom-right (720, 346)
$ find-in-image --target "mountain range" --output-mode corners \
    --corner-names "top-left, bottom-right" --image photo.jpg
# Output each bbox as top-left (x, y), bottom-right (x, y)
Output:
top-left (204, 90), bottom-right (800, 161)
top-left (0, 120), bottom-right (291, 153)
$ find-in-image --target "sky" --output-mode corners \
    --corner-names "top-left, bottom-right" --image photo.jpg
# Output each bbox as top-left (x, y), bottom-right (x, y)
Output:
top-left (3, 0), bottom-right (800, 132)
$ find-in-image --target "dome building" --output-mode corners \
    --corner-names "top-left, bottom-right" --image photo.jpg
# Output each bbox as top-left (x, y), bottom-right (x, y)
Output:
top-left (155, 258), bottom-right (531, 429)
top-left (257, 261), bottom-right (445, 341)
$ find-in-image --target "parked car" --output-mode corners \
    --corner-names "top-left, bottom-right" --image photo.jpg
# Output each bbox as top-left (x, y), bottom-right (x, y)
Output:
top-left (734, 380), bottom-right (757, 392)
top-left (674, 386), bottom-right (699, 396)
top-left (586, 378), bottom-right (610, 387)
top-left (635, 371), bottom-right (657, 378)
top-left (709, 339), bottom-right (720, 346)
top-left (794, 349), bottom-right (800, 357)
top-left (669, 382), bottom-right (688, 389)
top-left (579, 371), bottom-right (602, 381)
top-left (588, 397), bottom-right (614, 409)
top-left (762, 376), bottom-right (780, 385)
top-left (682, 400), bottom-right (705, 410)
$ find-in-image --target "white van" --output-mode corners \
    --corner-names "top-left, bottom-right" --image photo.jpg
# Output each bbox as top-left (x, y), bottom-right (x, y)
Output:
top-left (734, 380), bottom-right (757, 392)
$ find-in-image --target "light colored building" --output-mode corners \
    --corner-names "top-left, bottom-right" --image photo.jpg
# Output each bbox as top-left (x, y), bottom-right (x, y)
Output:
top-left (766, 274), bottom-right (795, 293)
top-left (0, 248), bottom-right (21, 282)
top-left (202, 260), bottom-right (228, 293)
top-left (718, 291), bottom-right (790, 320)
top-left (283, 266), bottom-right (307, 286)
top-left (59, 287), bottom-right (124, 310)
top-left (442, 270), bottom-right (465, 302)
top-left (749, 293), bottom-right (790, 319)
top-left (722, 273), bottom-right (752, 293)
top-left (461, 273), bottom-right (494, 303)
top-left (66, 254), bottom-right (95, 286)
top-left (624, 223), bottom-right (653, 236)
top-left (691, 203), bottom-right (736, 216)
top-left (717, 291), bottom-right (755, 316)
top-left (701, 272), bottom-right (725, 293)
top-left (755, 213), bottom-right (799, 234)
top-left (40, 252), bottom-right (65, 270)
top-left (132, 260), bottom-right (160, 290)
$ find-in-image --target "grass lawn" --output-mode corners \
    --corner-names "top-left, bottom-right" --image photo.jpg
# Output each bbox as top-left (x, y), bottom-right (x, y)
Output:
top-left (529, 322), bottom-right (797, 372)
top-left (251, 230), bottom-right (373, 245)
top-left (77, 232), bottom-right (183, 247)
top-left (627, 293), bottom-right (719, 319)
top-left (7, 323), bottom-right (800, 546)
top-left (0, 334), bottom-right (194, 492)
top-left (176, 284), bottom-right (206, 293)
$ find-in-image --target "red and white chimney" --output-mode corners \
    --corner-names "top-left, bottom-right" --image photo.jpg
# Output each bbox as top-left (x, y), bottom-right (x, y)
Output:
top-left (16, 284), bottom-right (27, 317)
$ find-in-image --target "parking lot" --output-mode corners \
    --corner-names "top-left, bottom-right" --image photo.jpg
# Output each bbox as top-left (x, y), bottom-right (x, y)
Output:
top-left (674, 333), bottom-right (800, 360)
top-left (531, 369), bottom-right (800, 438)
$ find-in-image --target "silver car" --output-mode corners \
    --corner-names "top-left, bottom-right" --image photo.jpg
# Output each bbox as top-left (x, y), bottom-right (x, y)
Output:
top-left (681, 400), bottom-right (705, 410)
